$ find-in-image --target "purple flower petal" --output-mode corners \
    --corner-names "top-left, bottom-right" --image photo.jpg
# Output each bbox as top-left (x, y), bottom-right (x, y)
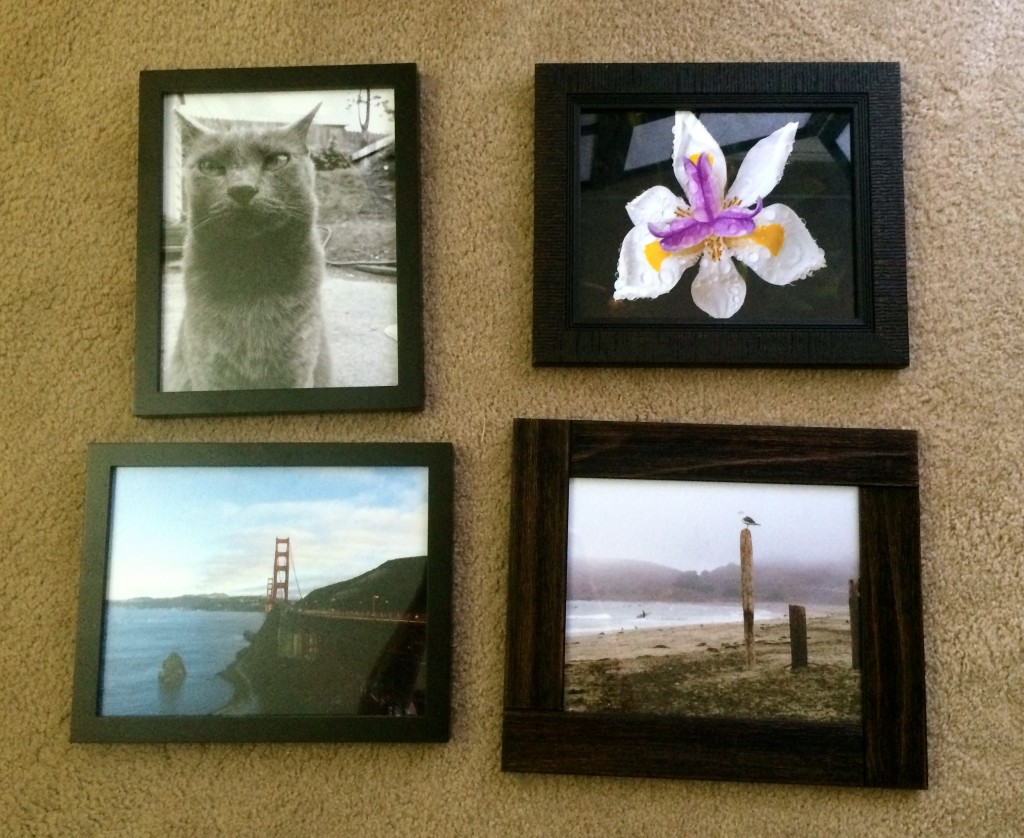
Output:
top-left (649, 217), bottom-right (711, 250)
top-left (682, 155), bottom-right (719, 223)
top-left (711, 212), bottom-right (757, 238)
top-left (710, 197), bottom-right (763, 238)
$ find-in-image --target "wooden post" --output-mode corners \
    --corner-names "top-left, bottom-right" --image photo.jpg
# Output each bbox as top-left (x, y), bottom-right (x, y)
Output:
top-left (740, 527), bottom-right (754, 668)
top-left (849, 579), bottom-right (861, 671)
top-left (789, 605), bottom-right (808, 669)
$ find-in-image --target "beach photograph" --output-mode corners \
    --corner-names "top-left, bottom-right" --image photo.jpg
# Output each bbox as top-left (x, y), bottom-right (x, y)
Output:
top-left (564, 477), bottom-right (862, 722)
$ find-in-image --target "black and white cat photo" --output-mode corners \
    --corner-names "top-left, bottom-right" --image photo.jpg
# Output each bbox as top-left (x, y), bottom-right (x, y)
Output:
top-left (160, 90), bottom-right (399, 392)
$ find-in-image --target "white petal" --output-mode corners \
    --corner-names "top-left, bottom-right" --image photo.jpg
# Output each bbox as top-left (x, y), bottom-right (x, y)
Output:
top-left (690, 255), bottom-right (747, 319)
top-left (614, 225), bottom-right (698, 300)
top-left (625, 185), bottom-right (685, 227)
top-left (724, 122), bottom-right (797, 208)
top-left (673, 112), bottom-right (726, 205)
top-left (729, 203), bottom-right (826, 286)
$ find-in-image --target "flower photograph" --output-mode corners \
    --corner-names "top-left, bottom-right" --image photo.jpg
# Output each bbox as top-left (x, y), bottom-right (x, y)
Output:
top-left (574, 109), bottom-right (856, 326)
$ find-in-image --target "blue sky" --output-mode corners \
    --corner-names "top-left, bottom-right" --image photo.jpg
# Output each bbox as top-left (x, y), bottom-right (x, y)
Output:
top-left (567, 478), bottom-right (859, 574)
top-left (106, 466), bottom-right (429, 600)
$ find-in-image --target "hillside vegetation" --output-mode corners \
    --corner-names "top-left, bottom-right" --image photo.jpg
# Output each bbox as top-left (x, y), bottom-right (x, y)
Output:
top-left (569, 557), bottom-right (854, 606)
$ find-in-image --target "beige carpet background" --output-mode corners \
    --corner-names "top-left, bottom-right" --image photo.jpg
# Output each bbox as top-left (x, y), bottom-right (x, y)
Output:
top-left (3, 0), bottom-right (1023, 834)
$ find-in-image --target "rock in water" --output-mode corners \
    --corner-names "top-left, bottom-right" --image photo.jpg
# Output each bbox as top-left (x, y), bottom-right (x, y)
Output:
top-left (158, 652), bottom-right (187, 690)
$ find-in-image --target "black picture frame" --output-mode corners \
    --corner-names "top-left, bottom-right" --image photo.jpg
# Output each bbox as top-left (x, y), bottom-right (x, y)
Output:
top-left (134, 64), bottom-right (424, 416)
top-left (503, 419), bottom-right (926, 787)
top-left (533, 62), bottom-right (908, 368)
top-left (72, 442), bottom-right (452, 743)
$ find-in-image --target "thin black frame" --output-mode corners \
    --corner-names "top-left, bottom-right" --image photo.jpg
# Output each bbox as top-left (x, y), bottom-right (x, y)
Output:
top-left (134, 64), bottom-right (424, 416)
top-left (503, 419), bottom-right (926, 787)
top-left (533, 62), bottom-right (908, 368)
top-left (72, 442), bottom-right (453, 743)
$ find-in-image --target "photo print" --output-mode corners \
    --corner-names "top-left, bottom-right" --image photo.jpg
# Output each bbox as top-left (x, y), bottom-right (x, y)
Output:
top-left (160, 88), bottom-right (400, 392)
top-left (72, 442), bottom-right (452, 743)
top-left (134, 65), bottom-right (424, 416)
top-left (565, 478), bottom-right (862, 723)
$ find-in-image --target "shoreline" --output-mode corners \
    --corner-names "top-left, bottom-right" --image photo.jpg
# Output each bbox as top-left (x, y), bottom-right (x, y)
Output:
top-left (565, 611), bottom-right (850, 663)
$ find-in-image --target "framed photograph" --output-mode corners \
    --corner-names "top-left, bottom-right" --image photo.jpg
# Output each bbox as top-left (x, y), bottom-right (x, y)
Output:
top-left (533, 63), bottom-right (908, 367)
top-left (503, 419), bottom-right (926, 787)
top-left (71, 442), bottom-right (452, 743)
top-left (134, 64), bottom-right (423, 416)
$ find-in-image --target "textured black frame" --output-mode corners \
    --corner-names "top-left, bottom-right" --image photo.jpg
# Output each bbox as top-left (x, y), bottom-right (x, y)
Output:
top-left (72, 442), bottom-right (453, 743)
top-left (503, 419), bottom-right (926, 787)
top-left (134, 64), bottom-right (424, 416)
top-left (533, 62), bottom-right (908, 367)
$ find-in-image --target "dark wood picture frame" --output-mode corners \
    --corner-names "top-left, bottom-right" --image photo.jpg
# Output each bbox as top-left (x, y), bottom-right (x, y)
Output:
top-left (72, 442), bottom-right (452, 743)
top-left (533, 62), bottom-right (908, 368)
top-left (134, 63), bottom-right (424, 416)
top-left (503, 419), bottom-right (926, 787)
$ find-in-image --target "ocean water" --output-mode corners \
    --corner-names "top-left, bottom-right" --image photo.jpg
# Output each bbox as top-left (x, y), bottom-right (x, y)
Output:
top-left (565, 600), bottom-right (799, 637)
top-left (100, 605), bottom-right (267, 716)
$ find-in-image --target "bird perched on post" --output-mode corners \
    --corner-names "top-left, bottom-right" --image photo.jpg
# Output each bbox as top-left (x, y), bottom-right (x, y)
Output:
top-left (742, 515), bottom-right (759, 527)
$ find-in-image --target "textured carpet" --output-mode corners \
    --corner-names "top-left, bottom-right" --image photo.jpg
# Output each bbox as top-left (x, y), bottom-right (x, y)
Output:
top-left (2, 0), bottom-right (1023, 834)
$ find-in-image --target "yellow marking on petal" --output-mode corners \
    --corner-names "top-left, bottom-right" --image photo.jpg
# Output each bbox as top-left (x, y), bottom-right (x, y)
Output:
top-left (688, 153), bottom-right (714, 166)
top-left (644, 240), bottom-right (702, 270)
top-left (644, 239), bottom-right (671, 271)
top-left (727, 223), bottom-right (785, 256)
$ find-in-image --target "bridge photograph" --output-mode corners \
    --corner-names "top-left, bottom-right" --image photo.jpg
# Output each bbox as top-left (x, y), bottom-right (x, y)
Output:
top-left (95, 461), bottom-right (432, 718)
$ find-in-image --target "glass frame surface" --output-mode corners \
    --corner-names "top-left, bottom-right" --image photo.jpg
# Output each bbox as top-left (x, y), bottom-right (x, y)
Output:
top-left (134, 64), bottom-right (424, 416)
top-left (72, 442), bottom-right (453, 743)
top-left (503, 419), bottom-right (926, 787)
top-left (533, 62), bottom-right (908, 367)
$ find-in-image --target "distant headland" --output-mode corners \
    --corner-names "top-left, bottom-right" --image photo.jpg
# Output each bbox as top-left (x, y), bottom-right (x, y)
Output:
top-left (111, 594), bottom-right (266, 612)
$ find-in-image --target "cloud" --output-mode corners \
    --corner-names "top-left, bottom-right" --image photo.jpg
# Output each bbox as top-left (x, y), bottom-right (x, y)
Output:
top-left (192, 498), bottom-right (429, 596)
top-left (106, 466), bottom-right (430, 599)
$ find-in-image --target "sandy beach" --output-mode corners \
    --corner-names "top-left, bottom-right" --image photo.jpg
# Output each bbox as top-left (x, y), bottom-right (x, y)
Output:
top-left (564, 612), bottom-right (860, 721)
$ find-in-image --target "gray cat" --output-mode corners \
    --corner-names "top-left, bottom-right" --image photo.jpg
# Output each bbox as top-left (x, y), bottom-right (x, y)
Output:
top-left (166, 105), bottom-right (332, 391)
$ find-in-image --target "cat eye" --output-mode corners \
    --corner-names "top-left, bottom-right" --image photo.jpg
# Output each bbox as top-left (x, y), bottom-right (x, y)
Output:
top-left (263, 153), bottom-right (290, 171)
top-left (197, 159), bottom-right (226, 176)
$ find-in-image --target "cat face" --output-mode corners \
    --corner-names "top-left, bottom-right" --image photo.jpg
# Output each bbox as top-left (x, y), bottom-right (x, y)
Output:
top-left (178, 105), bottom-right (320, 242)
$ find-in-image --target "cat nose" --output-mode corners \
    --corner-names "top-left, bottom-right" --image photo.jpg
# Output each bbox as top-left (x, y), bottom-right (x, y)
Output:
top-left (228, 184), bottom-right (259, 205)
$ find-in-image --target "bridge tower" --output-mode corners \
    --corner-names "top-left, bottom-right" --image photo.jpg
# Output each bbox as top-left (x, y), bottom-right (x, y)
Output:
top-left (266, 537), bottom-right (290, 609)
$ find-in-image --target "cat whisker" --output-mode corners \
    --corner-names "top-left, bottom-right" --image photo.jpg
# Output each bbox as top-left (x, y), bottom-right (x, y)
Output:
top-left (186, 212), bottom-right (221, 233)
top-left (261, 198), bottom-right (315, 219)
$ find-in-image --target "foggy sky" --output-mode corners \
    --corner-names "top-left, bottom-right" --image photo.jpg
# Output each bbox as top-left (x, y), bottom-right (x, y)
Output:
top-left (567, 477), bottom-right (859, 574)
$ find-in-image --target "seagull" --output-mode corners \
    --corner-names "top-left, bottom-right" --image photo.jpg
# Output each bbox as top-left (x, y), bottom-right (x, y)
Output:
top-left (742, 515), bottom-right (760, 527)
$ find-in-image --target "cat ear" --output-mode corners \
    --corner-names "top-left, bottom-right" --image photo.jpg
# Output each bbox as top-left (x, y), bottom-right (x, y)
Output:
top-left (176, 110), bottom-right (212, 149)
top-left (282, 104), bottom-right (322, 149)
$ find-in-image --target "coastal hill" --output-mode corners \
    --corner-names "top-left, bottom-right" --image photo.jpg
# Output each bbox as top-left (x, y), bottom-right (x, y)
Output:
top-left (299, 554), bottom-right (427, 614)
top-left (221, 555), bottom-right (429, 715)
top-left (568, 558), bottom-right (854, 606)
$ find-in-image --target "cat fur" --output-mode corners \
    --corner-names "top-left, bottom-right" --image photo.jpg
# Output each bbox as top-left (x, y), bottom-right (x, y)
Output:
top-left (166, 104), bottom-right (332, 391)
